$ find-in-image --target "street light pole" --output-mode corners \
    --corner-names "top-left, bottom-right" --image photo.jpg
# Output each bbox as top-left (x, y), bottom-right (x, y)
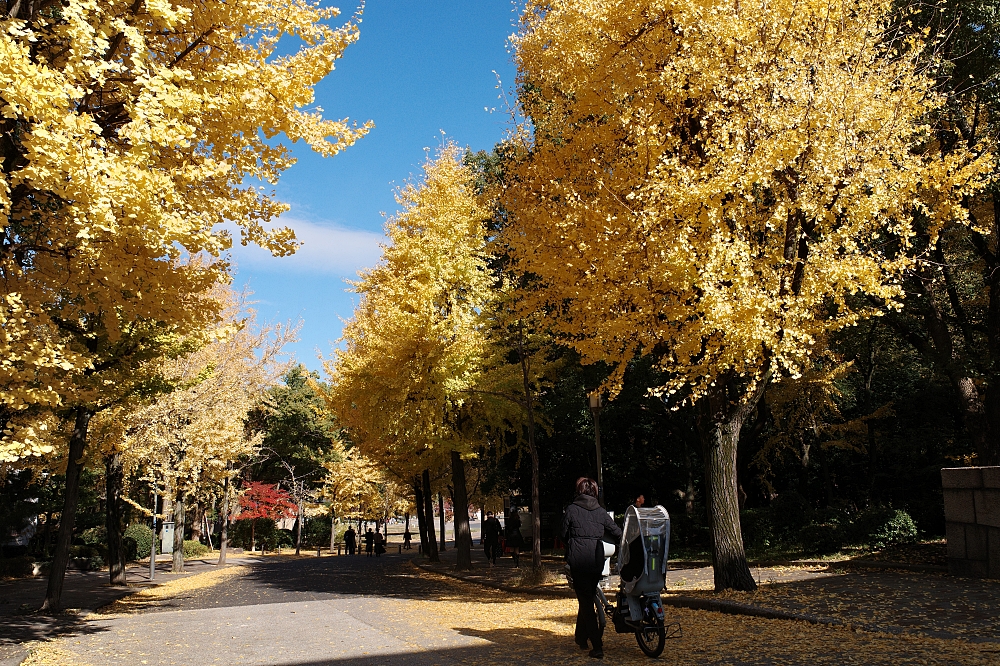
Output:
top-left (589, 393), bottom-right (604, 507)
top-left (149, 488), bottom-right (157, 581)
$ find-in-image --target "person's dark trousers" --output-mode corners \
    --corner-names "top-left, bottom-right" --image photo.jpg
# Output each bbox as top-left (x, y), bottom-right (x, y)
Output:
top-left (572, 571), bottom-right (602, 650)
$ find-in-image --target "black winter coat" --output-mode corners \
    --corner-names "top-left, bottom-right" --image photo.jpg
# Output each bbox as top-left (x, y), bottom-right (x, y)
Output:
top-left (561, 494), bottom-right (622, 575)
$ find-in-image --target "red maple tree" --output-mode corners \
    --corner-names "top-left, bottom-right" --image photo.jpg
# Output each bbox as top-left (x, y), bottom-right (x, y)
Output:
top-left (234, 482), bottom-right (296, 551)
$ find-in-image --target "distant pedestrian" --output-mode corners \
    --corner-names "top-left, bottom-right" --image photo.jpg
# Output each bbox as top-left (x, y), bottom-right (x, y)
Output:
top-left (344, 526), bottom-right (357, 556)
top-left (374, 530), bottom-right (386, 557)
top-left (403, 526), bottom-right (412, 550)
top-left (482, 511), bottom-right (502, 566)
top-left (506, 508), bottom-right (523, 568)
top-left (365, 528), bottom-right (375, 557)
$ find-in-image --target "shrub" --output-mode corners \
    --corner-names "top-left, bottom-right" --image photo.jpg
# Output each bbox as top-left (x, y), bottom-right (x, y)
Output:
top-left (769, 491), bottom-right (813, 541)
top-left (670, 509), bottom-right (711, 550)
top-left (67, 547), bottom-right (104, 570)
top-left (78, 526), bottom-right (109, 562)
top-left (69, 544), bottom-right (101, 559)
top-left (741, 508), bottom-right (775, 552)
top-left (183, 540), bottom-right (209, 558)
top-left (0, 556), bottom-right (35, 578)
top-left (275, 529), bottom-right (295, 549)
top-left (79, 525), bottom-right (107, 546)
top-left (303, 517), bottom-right (331, 548)
top-left (124, 523), bottom-right (156, 560)
top-left (122, 535), bottom-right (138, 562)
top-left (231, 518), bottom-right (289, 551)
top-left (852, 507), bottom-right (918, 550)
top-left (799, 522), bottom-right (843, 555)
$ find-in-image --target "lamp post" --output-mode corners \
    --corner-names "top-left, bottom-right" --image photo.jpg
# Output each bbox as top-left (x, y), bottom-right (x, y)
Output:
top-left (589, 392), bottom-right (605, 507)
top-left (149, 488), bottom-right (157, 581)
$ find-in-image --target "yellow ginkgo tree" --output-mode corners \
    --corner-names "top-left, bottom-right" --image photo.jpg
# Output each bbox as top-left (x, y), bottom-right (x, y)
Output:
top-left (123, 303), bottom-right (293, 574)
top-left (2, 0), bottom-right (367, 609)
top-left (324, 146), bottom-right (490, 568)
top-left (505, 0), bottom-right (990, 589)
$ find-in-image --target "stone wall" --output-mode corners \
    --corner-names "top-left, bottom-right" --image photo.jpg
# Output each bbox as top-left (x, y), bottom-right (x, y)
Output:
top-left (941, 466), bottom-right (1000, 578)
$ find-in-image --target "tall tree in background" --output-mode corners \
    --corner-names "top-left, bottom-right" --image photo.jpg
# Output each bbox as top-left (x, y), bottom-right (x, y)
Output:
top-left (506, 0), bottom-right (989, 590)
top-left (122, 300), bottom-right (292, 572)
top-left (248, 366), bottom-right (338, 485)
top-left (325, 146), bottom-right (491, 569)
top-left (879, 0), bottom-right (1000, 465)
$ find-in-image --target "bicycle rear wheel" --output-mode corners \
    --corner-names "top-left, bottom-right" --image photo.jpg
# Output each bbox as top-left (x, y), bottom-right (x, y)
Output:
top-left (635, 624), bottom-right (665, 658)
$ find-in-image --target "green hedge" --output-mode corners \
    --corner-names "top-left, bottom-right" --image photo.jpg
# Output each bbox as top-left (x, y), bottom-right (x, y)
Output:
top-left (851, 507), bottom-right (918, 550)
top-left (183, 540), bottom-right (209, 558)
top-left (800, 522), bottom-right (843, 555)
top-left (743, 500), bottom-right (919, 554)
top-left (0, 556), bottom-right (35, 578)
top-left (125, 523), bottom-right (156, 560)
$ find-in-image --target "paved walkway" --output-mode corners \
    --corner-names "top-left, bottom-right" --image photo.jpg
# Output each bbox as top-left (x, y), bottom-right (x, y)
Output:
top-left (4, 552), bottom-right (999, 664)
top-left (0, 556), bottom-right (255, 664)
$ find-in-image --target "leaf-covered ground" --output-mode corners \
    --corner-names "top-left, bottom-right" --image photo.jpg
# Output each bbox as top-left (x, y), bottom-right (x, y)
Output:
top-left (409, 572), bottom-right (1000, 665)
top-left (697, 569), bottom-right (1000, 642)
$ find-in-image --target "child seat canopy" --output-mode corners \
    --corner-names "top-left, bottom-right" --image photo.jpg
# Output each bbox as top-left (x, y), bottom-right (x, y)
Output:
top-left (617, 505), bottom-right (670, 595)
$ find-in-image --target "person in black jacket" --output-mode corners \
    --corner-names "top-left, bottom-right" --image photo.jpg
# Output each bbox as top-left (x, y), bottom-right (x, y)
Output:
top-left (505, 508), bottom-right (523, 568)
top-left (482, 511), bottom-right (502, 566)
top-left (562, 477), bottom-right (621, 659)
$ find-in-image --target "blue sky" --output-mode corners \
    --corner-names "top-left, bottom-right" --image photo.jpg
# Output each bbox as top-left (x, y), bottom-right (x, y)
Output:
top-left (230, 1), bottom-right (519, 373)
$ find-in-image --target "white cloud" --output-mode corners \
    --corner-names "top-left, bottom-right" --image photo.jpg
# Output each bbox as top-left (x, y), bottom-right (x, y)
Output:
top-left (228, 218), bottom-right (385, 277)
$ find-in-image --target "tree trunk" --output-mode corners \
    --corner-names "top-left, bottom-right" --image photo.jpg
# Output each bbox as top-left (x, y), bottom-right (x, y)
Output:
top-left (149, 489), bottom-right (158, 581)
top-left (330, 507), bottom-right (336, 553)
top-left (295, 497), bottom-right (303, 556)
top-left (518, 342), bottom-right (543, 571)
top-left (40, 510), bottom-right (53, 560)
top-left (450, 451), bottom-right (473, 570)
top-left (421, 469), bottom-right (439, 562)
top-left (438, 492), bottom-right (446, 552)
top-left (105, 451), bottom-right (127, 586)
top-left (414, 481), bottom-right (429, 554)
top-left (172, 489), bottom-right (185, 573)
top-left (905, 265), bottom-right (994, 463)
top-left (42, 406), bottom-right (92, 611)
top-left (697, 382), bottom-right (758, 592)
top-left (189, 502), bottom-right (203, 543)
top-left (984, 211), bottom-right (1000, 465)
top-left (218, 475), bottom-right (229, 566)
top-left (682, 434), bottom-right (696, 517)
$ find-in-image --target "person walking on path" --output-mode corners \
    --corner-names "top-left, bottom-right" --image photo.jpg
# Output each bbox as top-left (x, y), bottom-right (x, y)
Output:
top-left (506, 508), bottom-right (523, 568)
top-left (344, 526), bottom-right (357, 556)
top-left (364, 528), bottom-right (374, 557)
top-left (374, 530), bottom-right (386, 557)
top-left (403, 526), bottom-right (412, 550)
top-left (482, 511), bottom-right (502, 567)
top-left (562, 477), bottom-right (621, 660)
